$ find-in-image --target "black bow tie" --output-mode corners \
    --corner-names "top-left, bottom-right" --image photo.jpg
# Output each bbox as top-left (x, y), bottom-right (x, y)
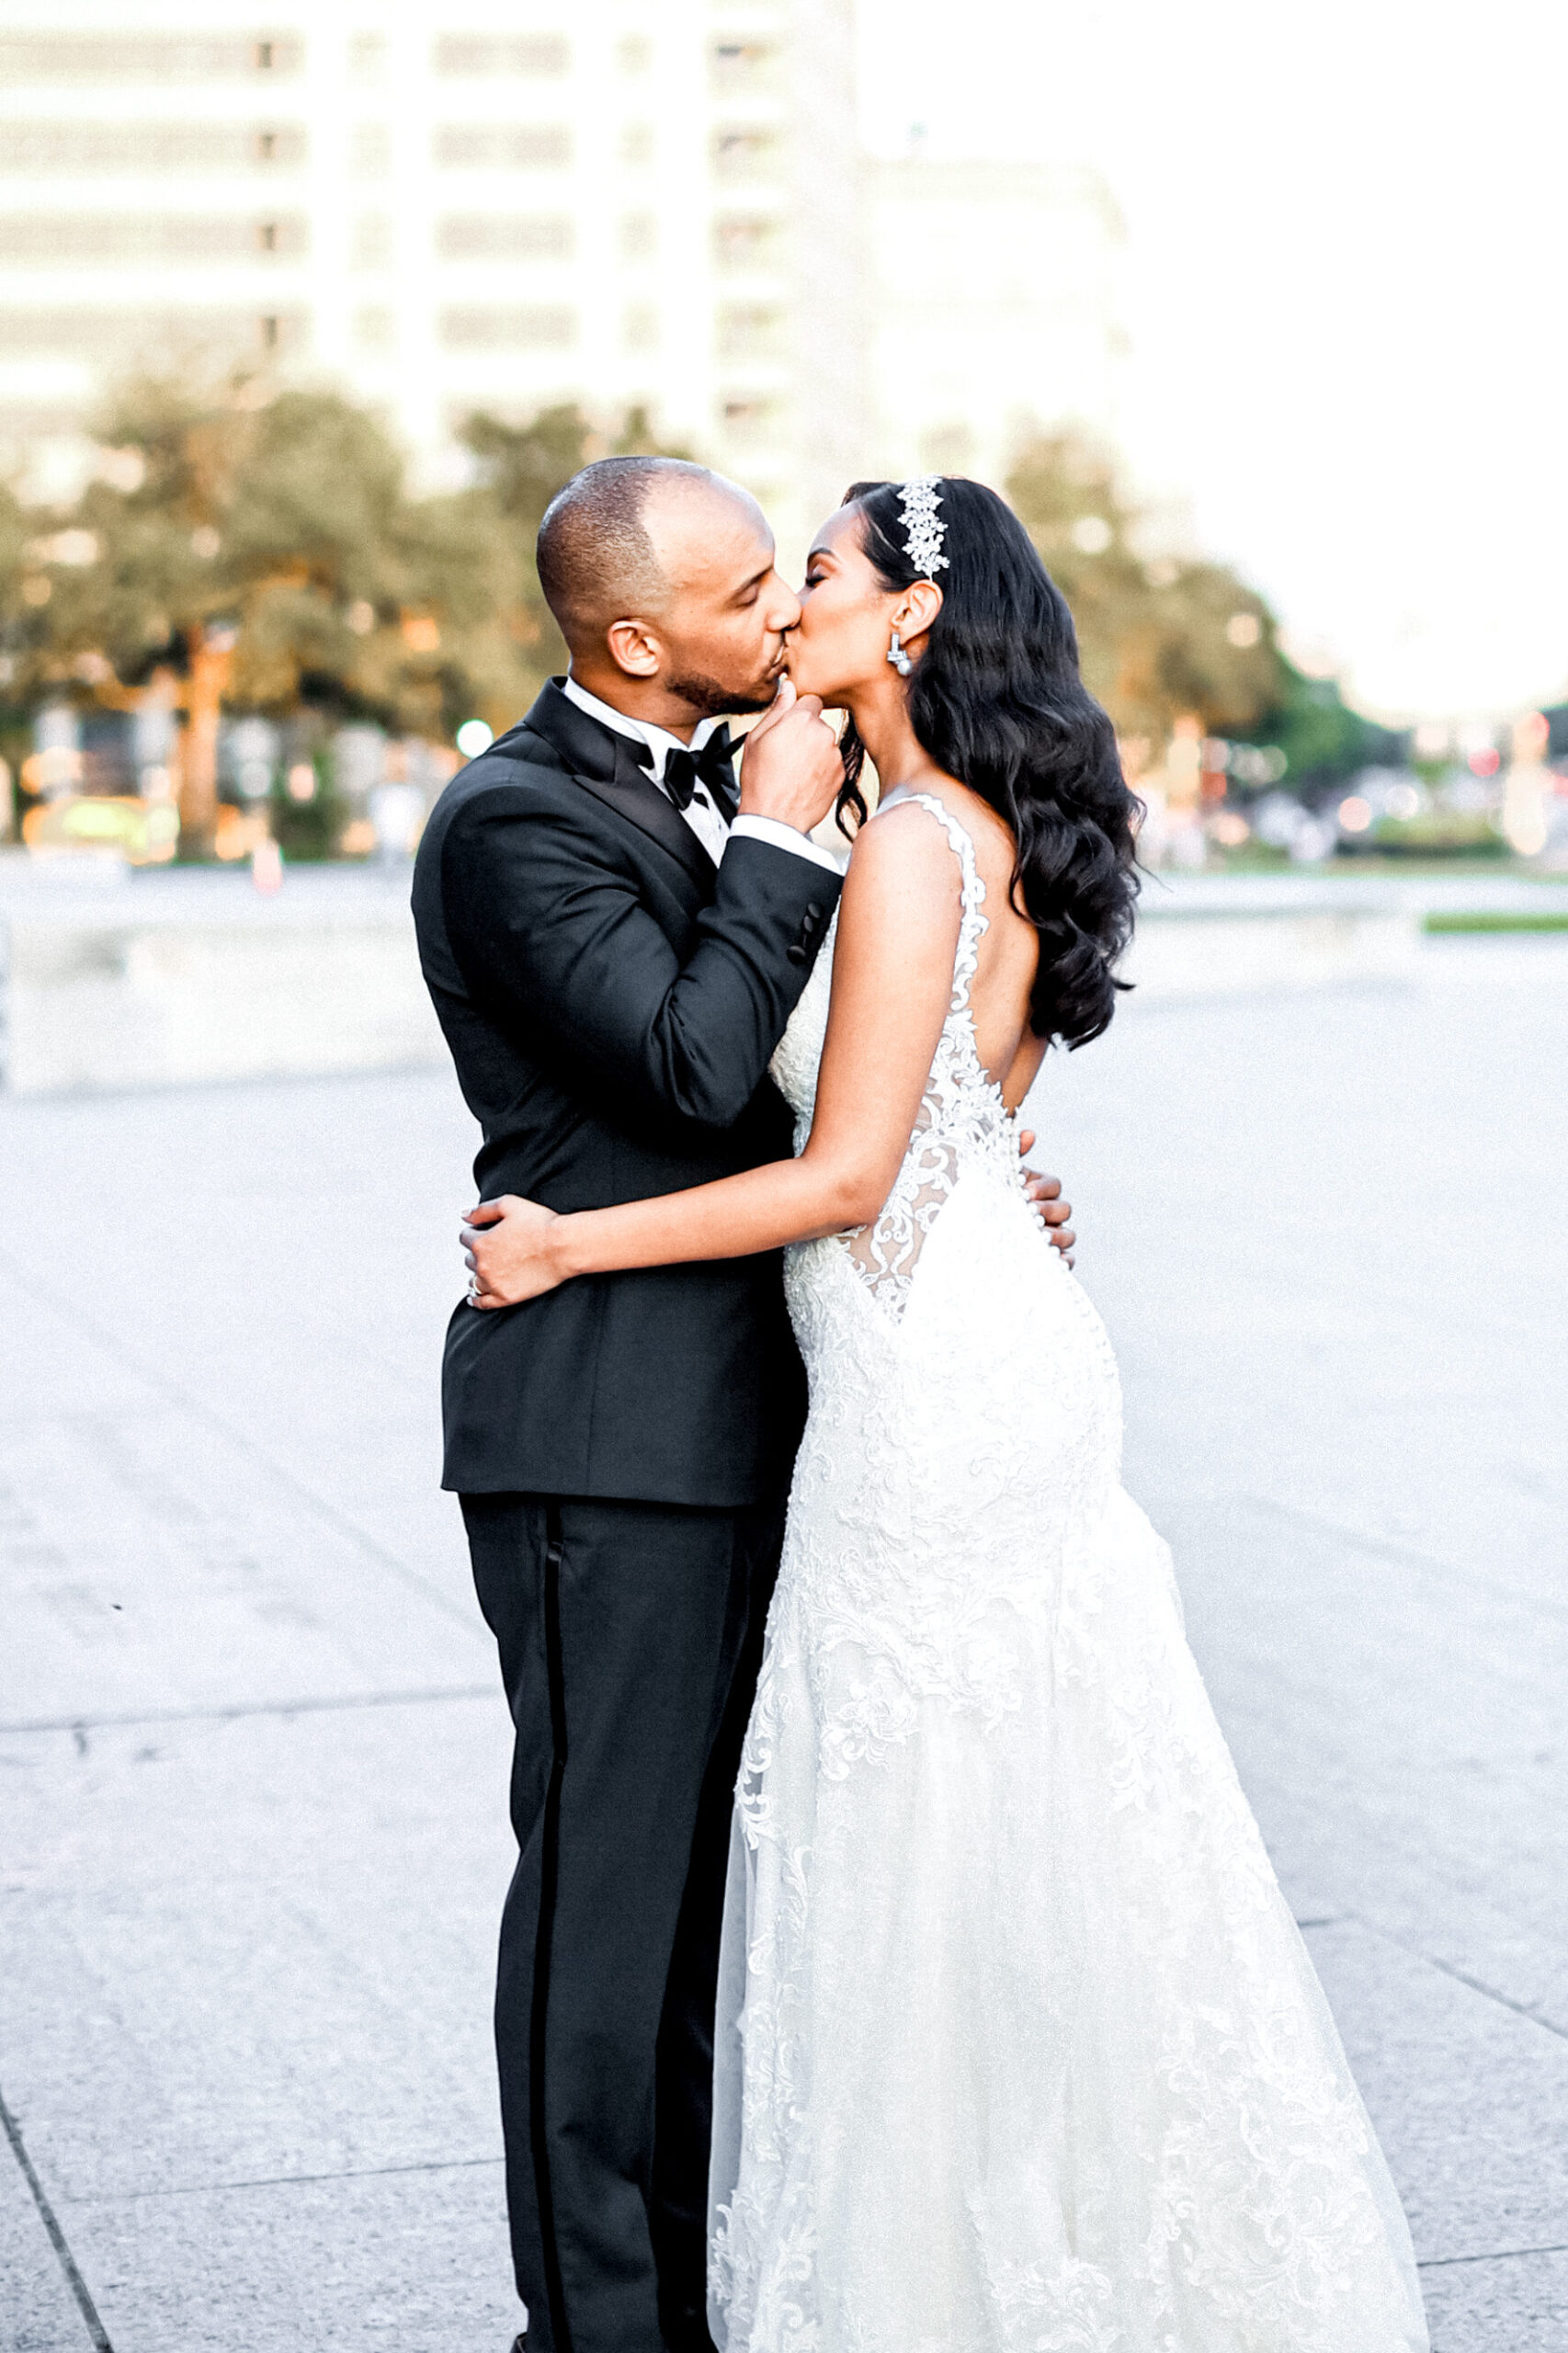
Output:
top-left (638, 729), bottom-right (736, 815)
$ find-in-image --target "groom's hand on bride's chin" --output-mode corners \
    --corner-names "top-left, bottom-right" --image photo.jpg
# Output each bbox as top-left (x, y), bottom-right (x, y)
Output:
top-left (737, 675), bottom-right (845, 835)
top-left (1017, 1131), bottom-right (1075, 1265)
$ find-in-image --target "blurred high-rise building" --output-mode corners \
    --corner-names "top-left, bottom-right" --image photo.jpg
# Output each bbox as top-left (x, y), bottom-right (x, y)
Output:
top-left (0, 3), bottom-right (1121, 551)
top-left (867, 156), bottom-right (1126, 488)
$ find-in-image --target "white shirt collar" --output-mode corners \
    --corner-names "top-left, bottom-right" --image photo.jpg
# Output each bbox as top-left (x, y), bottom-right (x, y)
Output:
top-left (562, 675), bottom-right (723, 787)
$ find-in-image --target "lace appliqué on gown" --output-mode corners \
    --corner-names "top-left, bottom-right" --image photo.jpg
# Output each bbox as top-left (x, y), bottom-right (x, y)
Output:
top-left (710, 792), bottom-right (1428, 2353)
top-left (835, 795), bottom-right (1027, 1314)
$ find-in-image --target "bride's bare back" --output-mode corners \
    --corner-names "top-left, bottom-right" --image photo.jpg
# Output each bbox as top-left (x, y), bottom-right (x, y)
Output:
top-left (873, 777), bottom-right (1047, 1113)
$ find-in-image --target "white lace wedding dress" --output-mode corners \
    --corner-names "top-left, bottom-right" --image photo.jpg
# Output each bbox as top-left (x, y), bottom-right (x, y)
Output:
top-left (707, 791), bottom-right (1428, 2353)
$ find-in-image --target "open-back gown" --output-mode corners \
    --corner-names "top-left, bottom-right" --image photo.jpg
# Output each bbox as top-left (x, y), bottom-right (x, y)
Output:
top-left (707, 791), bottom-right (1428, 2353)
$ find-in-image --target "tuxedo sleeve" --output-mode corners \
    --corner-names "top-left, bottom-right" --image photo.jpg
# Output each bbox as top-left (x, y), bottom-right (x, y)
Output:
top-left (441, 790), bottom-right (842, 1131)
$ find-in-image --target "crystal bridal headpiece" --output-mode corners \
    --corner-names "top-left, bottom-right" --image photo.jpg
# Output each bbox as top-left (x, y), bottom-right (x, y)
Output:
top-left (886, 475), bottom-right (949, 676)
top-left (897, 474), bottom-right (949, 580)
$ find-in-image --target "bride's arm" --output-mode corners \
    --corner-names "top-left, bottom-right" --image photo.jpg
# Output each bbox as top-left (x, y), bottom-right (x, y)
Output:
top-left (464, 805), bottom-right (962, 1304)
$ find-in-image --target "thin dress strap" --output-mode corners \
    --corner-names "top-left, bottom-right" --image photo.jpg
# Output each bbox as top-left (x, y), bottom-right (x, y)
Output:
top-left (870, 789), bottom-right (988, 1011)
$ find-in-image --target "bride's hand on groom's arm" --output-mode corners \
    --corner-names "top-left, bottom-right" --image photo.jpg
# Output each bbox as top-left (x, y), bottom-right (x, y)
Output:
top-left (1017, 1131), bottom-right (1075, 1265)
top-left (461, 1197), bottom-right (571, 1309)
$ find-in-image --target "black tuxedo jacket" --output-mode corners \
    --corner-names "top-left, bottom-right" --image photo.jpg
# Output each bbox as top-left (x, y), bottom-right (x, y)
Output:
top-left (412, 681), bottom-right (843, 1506)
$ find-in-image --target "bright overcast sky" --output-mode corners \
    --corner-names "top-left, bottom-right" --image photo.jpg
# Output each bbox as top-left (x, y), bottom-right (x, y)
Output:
top-left (858, 0), bottom-right (1568, 722)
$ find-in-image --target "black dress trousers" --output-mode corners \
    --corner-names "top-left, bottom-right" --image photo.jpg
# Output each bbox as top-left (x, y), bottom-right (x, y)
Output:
top-left (462, 1487), bottom-right (788, 2353)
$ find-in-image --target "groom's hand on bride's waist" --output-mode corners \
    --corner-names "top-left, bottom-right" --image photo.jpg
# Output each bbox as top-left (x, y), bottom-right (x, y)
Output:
top-left (458, 1138), bottom-right (1074, 1307)
top-left (1018, 1131), bottom-right (1075, 1265)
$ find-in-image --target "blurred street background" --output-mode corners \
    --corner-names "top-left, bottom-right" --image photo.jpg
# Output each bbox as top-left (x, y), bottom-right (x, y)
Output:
top-left (1, 1), bottom-right (1567, 896)
top-left (3, 4), bottom-right (1568, 2351)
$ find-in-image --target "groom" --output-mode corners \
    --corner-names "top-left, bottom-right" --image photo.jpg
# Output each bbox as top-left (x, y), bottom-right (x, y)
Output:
top-left (413, 458), bottom-right (1070, 2353)
top-left (414, 456), bottom-right (846, 2353)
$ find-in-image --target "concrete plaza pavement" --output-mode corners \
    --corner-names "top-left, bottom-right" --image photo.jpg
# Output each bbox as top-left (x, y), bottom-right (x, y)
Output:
top-left (2, 932), bottom-right (1566, 2352)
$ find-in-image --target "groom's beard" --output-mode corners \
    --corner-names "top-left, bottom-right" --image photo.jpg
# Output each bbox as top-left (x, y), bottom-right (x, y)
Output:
top-left (664, 663), bottom-right (779, 720)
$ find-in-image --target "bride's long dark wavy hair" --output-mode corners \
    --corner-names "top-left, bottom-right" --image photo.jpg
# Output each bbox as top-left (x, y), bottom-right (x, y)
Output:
top-left (836, 478), bottom-right (1142, 1049)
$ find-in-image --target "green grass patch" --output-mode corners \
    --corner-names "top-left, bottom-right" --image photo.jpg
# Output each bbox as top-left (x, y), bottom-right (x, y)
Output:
top-left (1424, 911), bottom-right (1568, 934)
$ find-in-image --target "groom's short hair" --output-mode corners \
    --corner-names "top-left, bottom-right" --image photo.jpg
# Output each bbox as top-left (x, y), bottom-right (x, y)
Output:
top-left (538, 455), bottom-right (717, 647)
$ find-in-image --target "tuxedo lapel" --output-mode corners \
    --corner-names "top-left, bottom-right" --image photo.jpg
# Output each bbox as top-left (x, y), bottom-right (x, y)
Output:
top-left (510, 680), bottom-right (718, 900)
top-left (586, 737), bottom-right (720, 893)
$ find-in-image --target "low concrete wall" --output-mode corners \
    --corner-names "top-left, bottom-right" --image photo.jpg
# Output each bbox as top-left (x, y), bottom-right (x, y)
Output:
top-left (1125, 904), bottom-right (1421, 1000)
top-left (0, 860), bottom-right (1426, 1097)
top-left (0, 867), bottom-right (443, 1097)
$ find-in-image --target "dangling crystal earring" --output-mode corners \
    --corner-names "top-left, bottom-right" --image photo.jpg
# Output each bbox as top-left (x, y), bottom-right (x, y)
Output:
top-left (887, 627), bottom-right (913, 678)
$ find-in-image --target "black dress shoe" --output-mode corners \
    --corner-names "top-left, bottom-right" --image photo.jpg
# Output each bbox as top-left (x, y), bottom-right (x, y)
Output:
top-left (509, 2336), bottom-right (525, 2352)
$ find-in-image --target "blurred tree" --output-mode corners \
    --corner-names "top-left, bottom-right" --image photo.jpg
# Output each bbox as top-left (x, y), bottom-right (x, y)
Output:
top-left (0, 477), bottom-right (36, 780)
top-left (1230, 664), bottom-right (1406, 790)
top-left (0, 475), bottom-right (33, 640)
top-left (11, 375), bottom-right (527, 846)
top-left (1006, 432), bottom-right (1287, 746)
top-left (1006, 432), bottom-right (1411, 791)
top-left (1, 380), bottom-right (697, 850)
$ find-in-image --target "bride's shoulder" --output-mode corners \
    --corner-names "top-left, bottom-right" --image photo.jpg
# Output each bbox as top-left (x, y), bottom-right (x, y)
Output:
top-left (853, 782), bottom-right (1028, 941)
top-left (851, 787), bottom-right (960, 865)
top-left (837, 790), bottom-right (968, 938)
top-left (859, 779), bottom-right (1006, 866)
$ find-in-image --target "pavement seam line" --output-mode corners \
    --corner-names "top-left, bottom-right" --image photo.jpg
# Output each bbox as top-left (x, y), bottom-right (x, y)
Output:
top-left (0, 1241), bottom-right (483, 1639)
top-left (1418, 2241), bottom-right (1568, 2269)
top-left (1, 1684), bottom-right (497, 1737)
top-left (62, 2154), bottom-right (506, 2204)
top-left (1348, 1912), bottom-right (1568, 2045)
top-left (0, 2083), bottom-right (115, 2353)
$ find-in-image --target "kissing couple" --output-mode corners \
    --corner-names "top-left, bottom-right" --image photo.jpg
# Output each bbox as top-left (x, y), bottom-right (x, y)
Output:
top-left (412, 463), bottom-right (1427, 2353)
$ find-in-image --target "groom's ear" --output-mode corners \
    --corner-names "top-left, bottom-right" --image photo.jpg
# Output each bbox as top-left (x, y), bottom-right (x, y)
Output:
top-left (605, 617), bottom-right (664, 680)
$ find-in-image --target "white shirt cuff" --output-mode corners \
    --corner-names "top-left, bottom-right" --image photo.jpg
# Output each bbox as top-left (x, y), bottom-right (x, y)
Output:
top-left (730, 813), bottom-right (846, 877)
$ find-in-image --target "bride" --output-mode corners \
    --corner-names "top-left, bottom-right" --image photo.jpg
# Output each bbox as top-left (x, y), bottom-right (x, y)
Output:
top-left (460, 477), bottom-right (1429, 2353)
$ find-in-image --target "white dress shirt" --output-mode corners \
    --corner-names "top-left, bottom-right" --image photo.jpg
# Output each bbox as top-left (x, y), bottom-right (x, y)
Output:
top-left (562, 676), bottom-right (842, 876)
